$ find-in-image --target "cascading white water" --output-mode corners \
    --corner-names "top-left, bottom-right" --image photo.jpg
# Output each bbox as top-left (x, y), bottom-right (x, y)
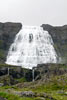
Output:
top-left (5, 25), bottom-right (57, 69)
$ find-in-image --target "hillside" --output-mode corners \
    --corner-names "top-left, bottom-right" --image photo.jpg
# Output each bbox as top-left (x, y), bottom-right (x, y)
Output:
top-left (0, 22), bottom-right (22, 63)
top-left (0, 64), bottom-right (67, 100)
top-left (41, 24), bottom-right (67, 63)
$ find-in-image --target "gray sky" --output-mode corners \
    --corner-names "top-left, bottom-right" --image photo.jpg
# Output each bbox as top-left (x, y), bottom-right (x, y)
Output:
top-left (0, 0), bottom-right (67, 26)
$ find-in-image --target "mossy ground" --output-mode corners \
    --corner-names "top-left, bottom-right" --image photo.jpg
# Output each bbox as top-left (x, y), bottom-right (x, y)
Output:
top-left (0, 64), bottom-right (67, 100)
top-left (0, 73), bottom-right (67, 100)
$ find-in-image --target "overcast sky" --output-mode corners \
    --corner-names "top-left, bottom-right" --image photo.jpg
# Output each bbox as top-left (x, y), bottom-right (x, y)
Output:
top-left (0, 0), bottom-right (67, 26)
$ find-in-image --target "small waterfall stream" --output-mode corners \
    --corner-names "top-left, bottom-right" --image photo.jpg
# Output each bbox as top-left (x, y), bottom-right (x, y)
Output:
top-left (5, 25), bottom-right (57, 70)
top-left (32, 68), bottom-right (35, 82)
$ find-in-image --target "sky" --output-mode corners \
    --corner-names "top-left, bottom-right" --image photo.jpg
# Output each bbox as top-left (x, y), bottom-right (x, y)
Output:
top-left (0, 0), bottom-right (67, 26)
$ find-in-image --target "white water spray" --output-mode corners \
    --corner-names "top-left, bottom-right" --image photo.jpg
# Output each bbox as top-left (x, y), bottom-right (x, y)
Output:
top-left (5, 25), bottom-right (57, 69)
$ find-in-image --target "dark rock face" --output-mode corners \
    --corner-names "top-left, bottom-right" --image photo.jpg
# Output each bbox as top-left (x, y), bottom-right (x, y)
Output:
top-left (37, 64), bottom-right (67, 76)
top-left (0, 64), bottom-right (66, 84)
top-left (0, 22), bottom-right (22, 63)
top-left (0, 66), bottom-right (40, 82)
top-left (41, 24), bottom-right (67, 63)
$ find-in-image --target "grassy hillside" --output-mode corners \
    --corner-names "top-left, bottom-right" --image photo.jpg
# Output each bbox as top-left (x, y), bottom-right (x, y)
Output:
top-left (0, 64), bottom-right (67, 100)
top-left (0, 73), bottom-right (67, 100)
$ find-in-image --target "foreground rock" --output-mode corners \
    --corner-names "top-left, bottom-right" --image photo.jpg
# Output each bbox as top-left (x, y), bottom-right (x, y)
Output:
top-left (5, 89), bottom-right (56, 100)
top-left (21, 91), bottom-right (35, 97)
top-left (21, 91), bottom-right (56, 100)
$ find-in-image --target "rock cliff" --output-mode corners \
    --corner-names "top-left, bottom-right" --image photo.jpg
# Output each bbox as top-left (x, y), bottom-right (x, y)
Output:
top-left (0, 22), bottom-right (22, 63)
top-left (41, 24), bottom-right (67, 63)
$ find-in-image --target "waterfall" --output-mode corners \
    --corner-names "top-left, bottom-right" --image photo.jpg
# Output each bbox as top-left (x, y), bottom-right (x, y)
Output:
top-left (5, 25), bottom-right (57, 69)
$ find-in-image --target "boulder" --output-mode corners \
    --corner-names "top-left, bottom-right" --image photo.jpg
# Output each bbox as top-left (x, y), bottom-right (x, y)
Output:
top-left (21, 91), bottom-right (35, 97)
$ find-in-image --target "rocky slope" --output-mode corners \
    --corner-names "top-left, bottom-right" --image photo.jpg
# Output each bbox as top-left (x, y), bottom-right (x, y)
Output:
top-left (0, 22), bottom-right (22, 63)
top-left (41, 24), bottom-right (67, 63)
top-left (0, 64), bottom-right (67, 100)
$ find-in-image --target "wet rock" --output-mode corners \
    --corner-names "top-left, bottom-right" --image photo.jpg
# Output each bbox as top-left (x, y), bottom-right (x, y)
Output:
top-left (0, 68), bottom-right (7, 76)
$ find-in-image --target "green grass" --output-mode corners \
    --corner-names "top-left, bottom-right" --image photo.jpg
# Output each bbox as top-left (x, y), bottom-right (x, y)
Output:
top-left (0, 92), bottom-right (37, 100)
